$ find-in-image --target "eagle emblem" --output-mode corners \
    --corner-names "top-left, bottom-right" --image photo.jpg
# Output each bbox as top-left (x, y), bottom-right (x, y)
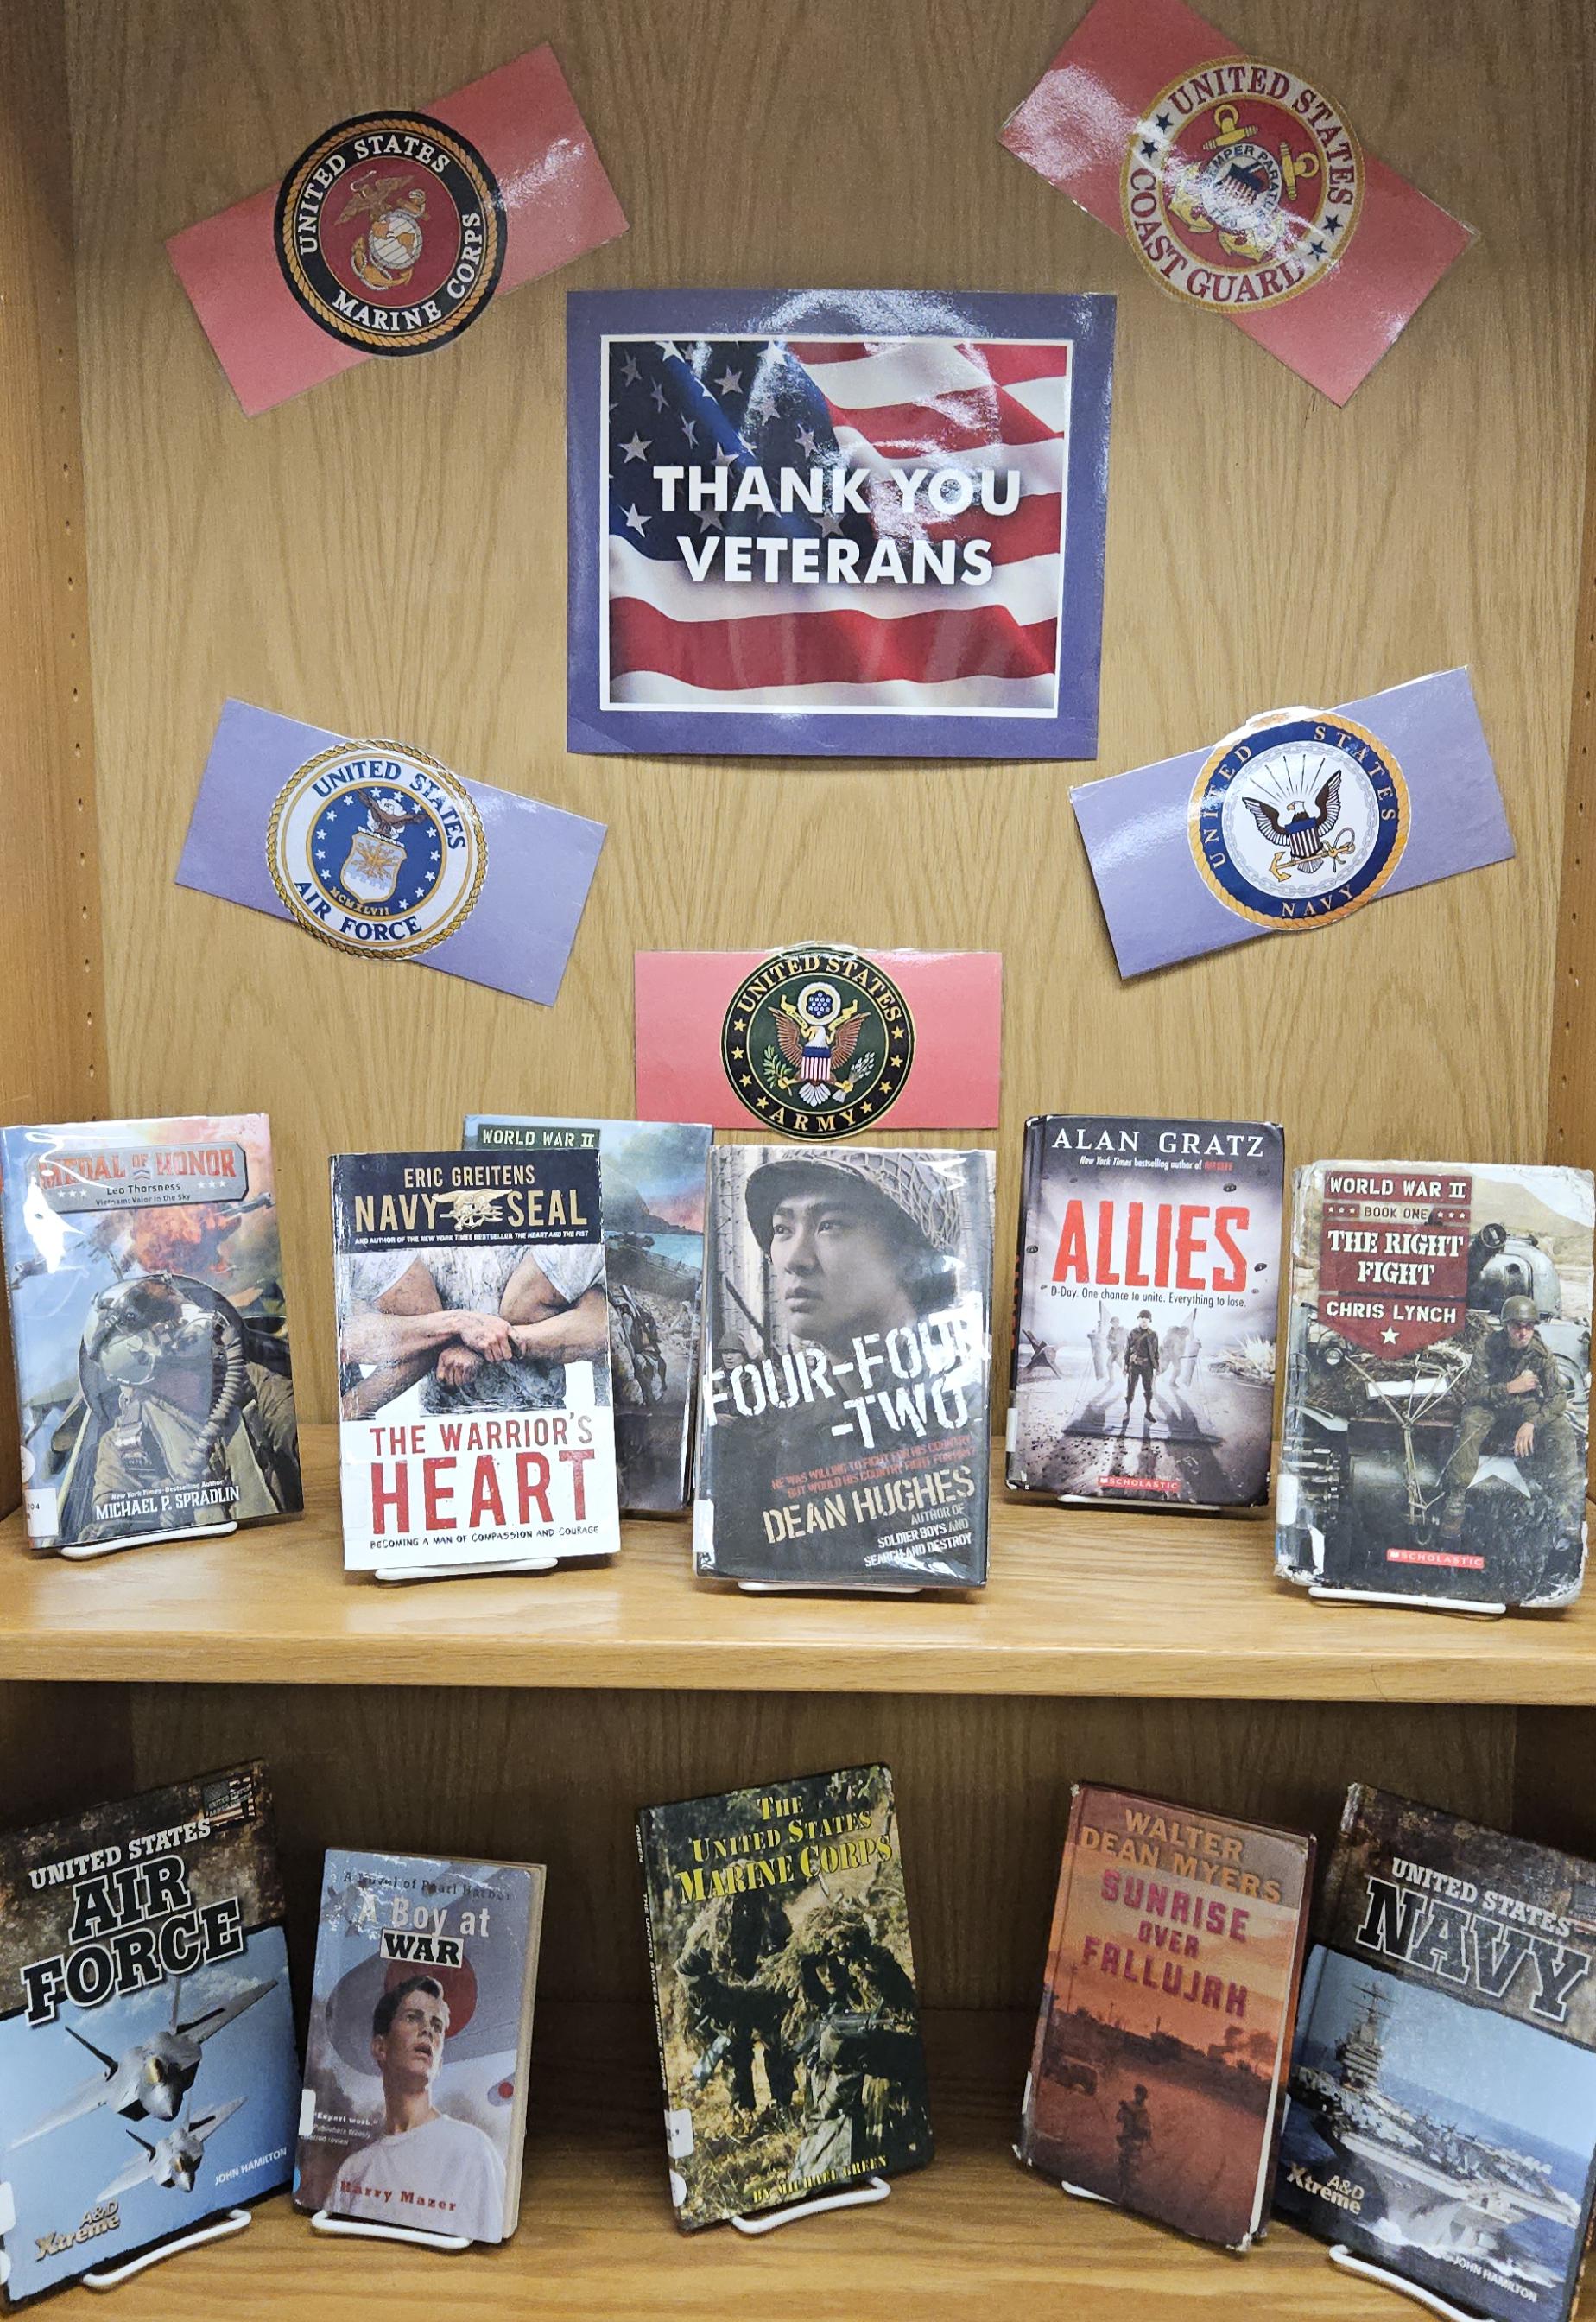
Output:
top-left (339, 788), bottom-right (429, 907)
top-left (1240, 764), bottom-right (1354, 883)
top-left (438, 1189), bottom-right (506, 1230)
top-left (339, 171), bottom-right (428, 292)
top-left (774, 989), bottom-right (869, 1106)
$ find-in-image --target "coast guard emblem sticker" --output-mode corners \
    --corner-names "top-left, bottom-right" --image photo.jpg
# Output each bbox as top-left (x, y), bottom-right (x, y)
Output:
top-left (1188, 711), bottom-right (1409, 931)
top-left (1122, 66), bottom-right (1363, 310)
top-left (720, 950), bottom-right (916, 1138)
top-left (274, 111), bottom-right (506, 355)
top-left (268, 741), bottom-right (487, 959)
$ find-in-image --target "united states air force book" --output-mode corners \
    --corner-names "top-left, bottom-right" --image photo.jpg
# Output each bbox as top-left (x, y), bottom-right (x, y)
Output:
top-left (0, 1764), bottom-right (298, 2303)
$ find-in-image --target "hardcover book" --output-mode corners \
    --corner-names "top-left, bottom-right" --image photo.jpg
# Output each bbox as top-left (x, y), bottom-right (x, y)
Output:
top-left (462, 1114), bottom-right (712, 1514)
top-left (330, 1147), bottom-right (619, 1574)
top-left (0, 1762), bottom-right (298, 2304)
top-left (1018, 1784), bottom-right (1314, 2249)
top-left (0, 1114), bottom-right (301, 1557)
top-left (1276, 1786), bottom-right (1596, 2322)
top-left (1276, 1161), bottom-right (1594, 1607)
top-left (293, 1850), bottom-right (545, 2244)
top-left (1007, 1114), bottom-right (1283, 1509)
top-left (694, 1145), bottom-right (995, 1589)
top-left (637, 1764), bottom-right (931, 2230)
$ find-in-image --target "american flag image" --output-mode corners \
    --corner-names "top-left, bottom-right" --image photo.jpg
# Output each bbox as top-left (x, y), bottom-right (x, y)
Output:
top-left (600, 334), bottom-right (1074, 715)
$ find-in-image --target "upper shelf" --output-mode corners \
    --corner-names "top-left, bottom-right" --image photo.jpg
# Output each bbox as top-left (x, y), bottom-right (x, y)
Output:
top-left (1, 1426), bottom-right (1593, 1700)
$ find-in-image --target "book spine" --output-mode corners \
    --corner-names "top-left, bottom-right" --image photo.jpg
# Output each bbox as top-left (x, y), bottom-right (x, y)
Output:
top-left (1005, 1116), bottom-right (1044, 1488)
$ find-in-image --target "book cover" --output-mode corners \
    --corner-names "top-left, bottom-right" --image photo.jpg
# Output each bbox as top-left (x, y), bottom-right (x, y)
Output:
top-left (1276, 1161), bottom-right (1594, 1606)
top-left (462, 1114), bottom-right (712, 1514)
top-left (0, 1115), bottom-right (301, 1555)
top-left (1018, 1785), bottom-right (1314, 2249)
top-left (1276, 1786), bottom-right (1596, 2322)
top-left (0, 1763), bottom-right (297, 2303)
top-left (293, 1850), bottom-right (545, 2244)
top-left (694, 1145), bottom-right (995, 1589)
top-left (1008, 1115), bottom-right (1283, 1509)
top-left (330, 1147), bottom-right (619, 1572)
top-left (637, 1764), bottom-right (931, 2230)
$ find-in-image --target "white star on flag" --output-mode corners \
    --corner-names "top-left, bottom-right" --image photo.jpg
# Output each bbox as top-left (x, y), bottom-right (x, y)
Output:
top-left (619, 352), bottom-right (641, 385)
top-left (650, 380), bottom-right (668, 411)
top-left (681, 417), bottom-right (699, 447)
top-left (624, 503), bottom-right (649, 536)
top-left (620, 432), bottom-right (651, 463)
top-left (713, 365), bottom-right (743, 396)
top-left (795, 423), bottom-right (819, 457)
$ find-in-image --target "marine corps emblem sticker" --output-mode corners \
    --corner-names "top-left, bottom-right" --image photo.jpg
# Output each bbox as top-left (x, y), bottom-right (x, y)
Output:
top-left (720, 950), bottom-right (916, 1138)
top-left (1189, 710), bottom-right (1409, 932)
top-left (274, 110), bottom-right (506, 354)
top-left (1122, 63), bottom-right (1363, 311)
top-left (268, 741), bottom-right (487, 960)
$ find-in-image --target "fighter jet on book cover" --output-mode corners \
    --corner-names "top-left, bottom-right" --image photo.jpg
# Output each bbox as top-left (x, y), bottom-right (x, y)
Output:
top-left (1277, 1786), bottom-right (1596, 2322)
top-left (1277, 1161), bottom-right (1594, 1607)
top-left (0, 1763), bottom-right (298, 2304)
top-left (694, 1145), bottom-right (994, 1589)
top-left (0, 1115), bottom-right (301, 1557)
top-left (638, 1764), bottom-right (931, 2230)
top-left (1008, 1115), bottom-right (1283, 1510)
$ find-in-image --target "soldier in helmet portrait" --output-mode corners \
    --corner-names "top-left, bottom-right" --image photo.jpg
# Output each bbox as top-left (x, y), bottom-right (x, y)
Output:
top-left (743, 1152), bottom-right (961, 1361)
top-left (1437, 1292), bottom-right (1586, 1543)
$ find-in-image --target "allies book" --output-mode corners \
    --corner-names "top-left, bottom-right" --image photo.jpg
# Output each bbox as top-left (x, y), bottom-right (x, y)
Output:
top-left (1007, 1114), bottom-right (1283, 1510)
top-left (462, 1114), bottom-right (712, 1515)
top-left (1276, 1161), bottom-right (1594, 1608)
top-left (1276, 1786), bottom-right (1596, 2322)
top-left (330, 1147), bottom-right (619, 1574)
top-left (1018, 1783), bottom-right (1314, 2250)
top-left (637, 1764), bottom-right (931, 2230)
top-left (0, 1762), bottom-right (298, 2304)
top-left (294, 1850), bottom-right (545, 2244)
top-left (694, 1145), bottom-right (995, 1589)
top-left (0, 1115), bottom-right (301, 1557)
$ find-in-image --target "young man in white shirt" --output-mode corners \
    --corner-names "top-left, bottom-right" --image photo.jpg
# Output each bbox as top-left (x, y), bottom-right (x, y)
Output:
top-left (333, 1975), bottom-right (507, 2241)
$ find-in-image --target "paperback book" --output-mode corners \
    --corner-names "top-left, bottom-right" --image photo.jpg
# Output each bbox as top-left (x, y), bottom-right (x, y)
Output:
top-left (1277, 1786), bottom-right (1596, 2322)
top-left (462, 1114), bottom-right (712, 1513)
top-left (0, 1762), bottom-right (298, 2304)
top-left (1276, 1161), bottom-right (1594, 1607)
top-left (294, 1850), bottom-right (545, 2243)
top-left (1008, 1114), bottom-right (1283, 1509)
top-left (330, 1147), bottom-right (619, 1574)
top-left (694, 1145), bottom-right (995, 1589)
top-left (637, 1763), bottom-right (931, 2230)
top-left (1018, 1784), bottom-right (1314, 2249)
top-left (0, 1114), bottom-right (301, 1556)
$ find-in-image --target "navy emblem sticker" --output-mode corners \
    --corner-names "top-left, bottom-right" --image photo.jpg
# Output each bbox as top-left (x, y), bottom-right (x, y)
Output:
top-left (268, 741), bottom-right (487, 959)
top-left (274, 111), bottom-right (506, 356)
top-left (720, 949), bottom-right (916, 1138)
top-left (1188, 710), bottom-right (1409, 930)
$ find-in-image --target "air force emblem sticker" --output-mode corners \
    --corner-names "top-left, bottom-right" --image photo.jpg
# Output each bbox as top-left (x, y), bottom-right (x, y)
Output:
top-left (1188, 710), bottom-right (1408, 930)
top-left (720, 949), bottom-right (916, 1138)
top-left (268, 742), bottom-right (487, 959)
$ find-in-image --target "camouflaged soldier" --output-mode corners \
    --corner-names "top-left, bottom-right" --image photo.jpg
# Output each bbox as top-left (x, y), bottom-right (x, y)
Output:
top-left (1438, 1294), bottom-right (1585, 1539)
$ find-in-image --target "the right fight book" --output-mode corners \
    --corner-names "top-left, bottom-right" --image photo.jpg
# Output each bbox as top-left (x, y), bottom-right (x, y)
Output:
top-left (1276, 1786), bottom-right (1596, 2322)
top-left (1276, 1160), bottom-right (1594, 1608)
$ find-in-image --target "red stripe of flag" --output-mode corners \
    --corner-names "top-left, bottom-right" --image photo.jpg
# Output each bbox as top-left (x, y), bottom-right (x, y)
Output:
top-left (610, 598), bottom-right (1058, 688)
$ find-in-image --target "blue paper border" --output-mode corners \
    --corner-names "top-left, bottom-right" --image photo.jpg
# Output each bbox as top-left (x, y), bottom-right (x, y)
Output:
top-left (566, 289), bottom-right (1115, 762)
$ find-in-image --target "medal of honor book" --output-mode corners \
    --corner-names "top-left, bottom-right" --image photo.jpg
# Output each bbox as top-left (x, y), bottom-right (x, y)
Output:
top-left (293, 1850), bottom-right (545, 2244)
top-left (330, 1147), bottom-right (619, 1573)
top-left (636, 1764), bottom-right (931, 2230)
top-left (694, 1145), bottom-right (995, 1589)
top-left (461, 1113), bottom-right (712, 1514)
top-left (1276, 1160), bottom-right (1594, 1607)
top-left (1277, 1786), bottom-right (1596, 2322)
top-left (1018, 1785), bottom-right (1314, 2250)
top-left (0, 1114), bottom-right (301, 1557)
top-left (0, 1762), bottom-right (299, 2305)
top-left (1007, 1115), bottom-right (1283, 1510)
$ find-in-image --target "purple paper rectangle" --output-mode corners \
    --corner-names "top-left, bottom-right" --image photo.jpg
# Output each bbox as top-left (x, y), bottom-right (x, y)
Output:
top-left (1072, 669), bottom-right (1513, 978)
top-left (176, 700), bottom-right (605, 1006)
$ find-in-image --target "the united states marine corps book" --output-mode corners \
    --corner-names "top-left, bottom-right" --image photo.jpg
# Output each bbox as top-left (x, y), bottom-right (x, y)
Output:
top-left (1007, 1115), bottom-right (1283, 1510)
top-left (694, 1145), bottom-right (995, 1589)
top-left (1276, 1786), bottom-right (1596, 2322)
top-left (0, 1763), bottom-right (298, 2304)
top-left (330, 1147), bottom-right (619, 1575)
top-left (1018, 1784), bottom-right (1313, 2250)
top-left (461, 1113), bottom-right (712, 1514)
top-left (1276, 1161), bottom-right (1594, 1608)
top-left (293, 1850), bottom-right (545, 2243)
top-left (0, 1115), bottom-right (301, 1558)
top-left (637, 1765), bottom-right (931, 2230)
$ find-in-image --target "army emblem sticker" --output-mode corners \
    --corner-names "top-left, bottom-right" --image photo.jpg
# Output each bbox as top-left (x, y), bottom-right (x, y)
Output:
top-left (274, 110), bottom-right (506, 355)
top-left (721, 950), bottom-right (916, 1138)
top-left (1189, 711), bottom-right (1409, 932)
top-left (1122, 63), bottom-right (1363, 310)
top-left (268, 741), bottom-right (487, 960)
